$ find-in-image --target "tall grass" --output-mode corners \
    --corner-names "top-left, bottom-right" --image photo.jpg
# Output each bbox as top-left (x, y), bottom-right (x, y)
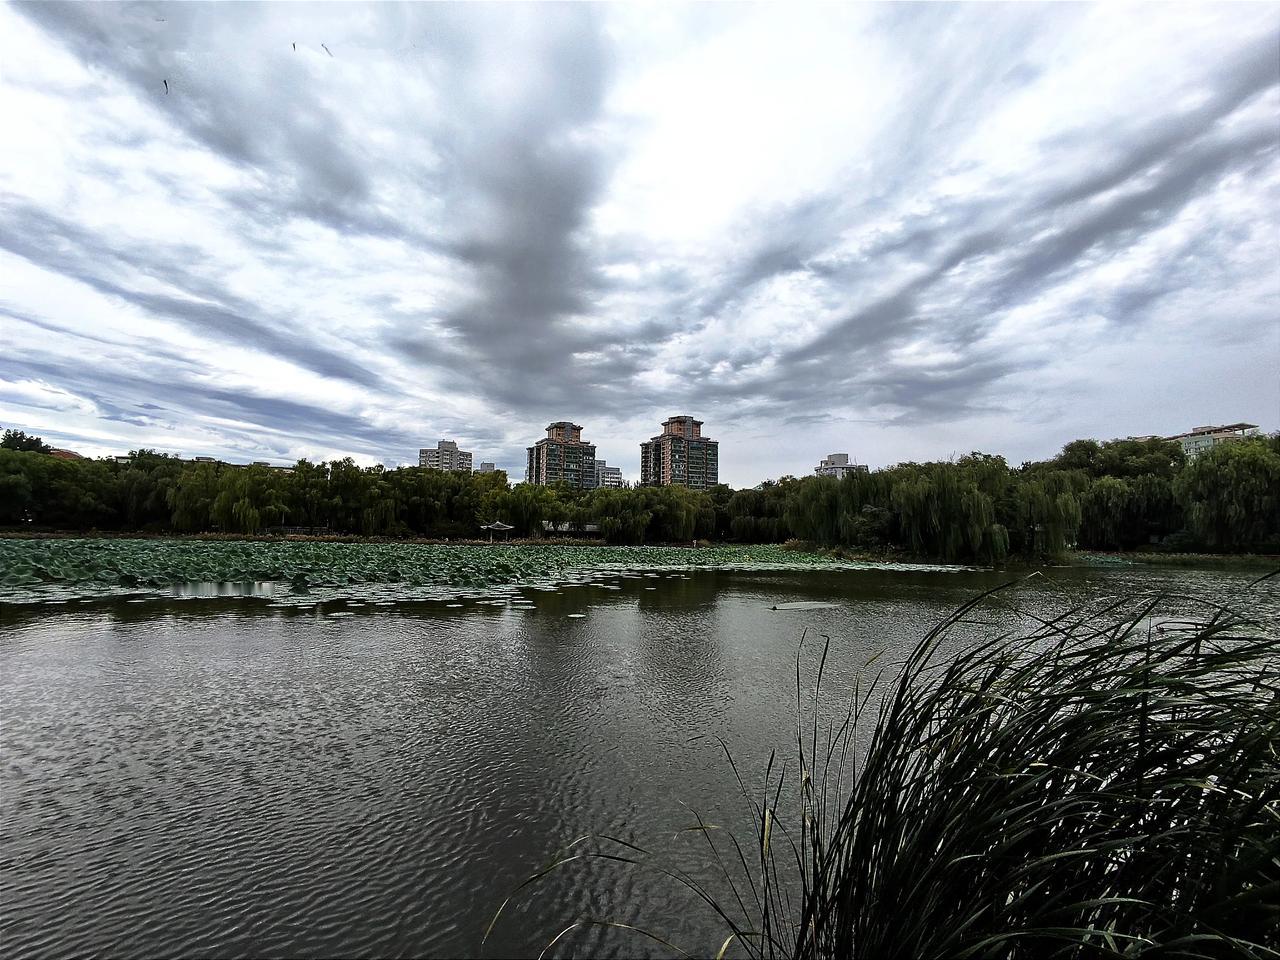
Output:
top-left (493, 576), bottom-right (1280, 958)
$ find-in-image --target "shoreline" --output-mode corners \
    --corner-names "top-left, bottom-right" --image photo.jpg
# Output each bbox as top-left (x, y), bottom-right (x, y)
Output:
top-left (1069, 549), bottom-right (1279, 571)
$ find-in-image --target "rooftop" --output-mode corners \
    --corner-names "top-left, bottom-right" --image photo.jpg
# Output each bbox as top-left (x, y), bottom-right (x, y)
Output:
top-left (1166, 422), bottom-right (1258, 440)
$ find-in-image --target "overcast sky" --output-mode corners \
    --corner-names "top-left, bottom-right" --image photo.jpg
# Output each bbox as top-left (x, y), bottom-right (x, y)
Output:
top-left (1, 3), bottom-right (1277, 485)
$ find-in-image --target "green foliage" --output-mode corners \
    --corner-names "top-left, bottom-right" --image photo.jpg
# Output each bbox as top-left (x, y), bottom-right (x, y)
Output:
top-left (1049, 435), bottom-right (1185, 479)
top-left (0, 455), bottom-right (34, 524)
top-left (753, 592), bottom-right (1280, 958)
top-left (1175, 439), bottom-right (1280, 552)
top-left (0, 432), bottom-right (1275, 563)
top-left (1080, 475), bottom-right (1132, 549)
top-left (1014, 472), bottom-right (1083, 561)
top-left (0, 448), bottom-right (115, 527)
top-left (168, 463), bottom-right (220, 532)
top-left (728, 480), bottom-right (794, 543)
top-left (1, 429), bottom-right (52, 453)
top-left (889, 465), bottom-right (1002, 563)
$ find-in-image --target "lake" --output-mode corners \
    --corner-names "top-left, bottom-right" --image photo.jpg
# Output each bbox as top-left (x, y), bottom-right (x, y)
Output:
top-left (1, 563), bottom-right (1274, 958)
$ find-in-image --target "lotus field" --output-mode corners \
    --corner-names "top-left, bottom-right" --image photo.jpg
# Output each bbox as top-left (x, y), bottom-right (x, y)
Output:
top-left (0, 538), bottom-right (964, 604)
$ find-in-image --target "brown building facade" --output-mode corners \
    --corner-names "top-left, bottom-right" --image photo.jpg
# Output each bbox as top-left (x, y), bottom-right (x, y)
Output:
top-left (526, 422), bottom-right (598, 489)
top-left (639, 416), bottom-right (719, 490)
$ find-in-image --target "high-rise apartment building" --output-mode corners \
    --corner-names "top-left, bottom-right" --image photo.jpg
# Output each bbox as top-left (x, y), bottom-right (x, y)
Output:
top-left (419, 440), bottom-right (473, 472)
top-left (476, 461), bottom-right (496, 473)
top-left (526, 422), bottom-right (598, 488)
top-left (595, 461), bottom-right (624, 488)
top-left (815, 453), bottom-right (868, 479)
top-left (639, 416), bottom-right (718, 490)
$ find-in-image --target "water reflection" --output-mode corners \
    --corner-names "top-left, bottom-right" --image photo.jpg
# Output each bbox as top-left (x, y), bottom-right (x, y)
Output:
top-left (0, 566), bottom-right (1274, 959)
top-left (171, 580), bottom-right (281, 599)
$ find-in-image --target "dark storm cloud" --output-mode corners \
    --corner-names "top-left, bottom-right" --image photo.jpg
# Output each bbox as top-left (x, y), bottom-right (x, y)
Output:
top-left (858, 358), bottom-right (1025, 422)
top-left (388, 5), bottom-right (635, 414)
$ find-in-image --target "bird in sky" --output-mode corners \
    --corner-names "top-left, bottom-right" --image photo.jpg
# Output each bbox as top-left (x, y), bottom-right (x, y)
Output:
top-left (292, 42), bottom-right (296, 51)
top-left (162, 79), bottom-right (169, 94)
top-left (321, 43), bottom-right (333, 57)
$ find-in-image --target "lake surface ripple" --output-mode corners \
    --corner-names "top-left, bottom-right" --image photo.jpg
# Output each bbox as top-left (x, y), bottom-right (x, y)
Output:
top-left (1, 565), bottom-right (1273, 958)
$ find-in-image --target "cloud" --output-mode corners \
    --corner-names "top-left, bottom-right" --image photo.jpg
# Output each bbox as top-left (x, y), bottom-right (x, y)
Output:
top-left (2, 351), bottom-right (428, 463)
top-left (655, 20), bottom-right (1280, 428)
top-left (388, 4), bottom-right (629, 414)
top-left (0, 202), bottom-right (383, 387)
top-left (2, 2), bottom-right (1277, 481)
top-left (15, 3), bottom-right (382, 225)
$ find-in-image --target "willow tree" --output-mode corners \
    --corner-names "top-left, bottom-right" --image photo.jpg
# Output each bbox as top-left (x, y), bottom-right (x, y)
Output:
top-left (1174, 439), bottom-right (1280, 552)
top-left (1079, 476), bottom-right (1132, 550)
top-left (784, 476), bottom-right (841, 545)
top-left (167, 462), bottom-right (221, 532)
top-left (889, 464), bottom-right (1006, 563)
top-left (1015, 474), bottom-right (1083, 560)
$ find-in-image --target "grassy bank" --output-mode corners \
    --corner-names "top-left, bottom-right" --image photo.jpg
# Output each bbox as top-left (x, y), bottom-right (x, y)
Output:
top-left (1074, 549), bottom-right (1280, 570)
top-left (504, 582), bottom-right (1280, 957)
top-left (784, 538), bottom-right (1280, 572)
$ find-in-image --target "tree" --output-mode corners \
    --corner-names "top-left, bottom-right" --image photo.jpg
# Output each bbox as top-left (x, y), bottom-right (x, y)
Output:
top-left (0, 451), bottom-right (35, 523)
top-left (1049, 437), bottom-right (1184, 480)
top-left (1079, 476), bottom-right (1132, 550)
top-left (168, 463), bottom-right (221, 532)
top-left (1014, 473), bottom-right (1083, 560)
top-left (1, 429), bottom-right (51, 453)
top-left (1174, 440), bottom-right (1280, 552)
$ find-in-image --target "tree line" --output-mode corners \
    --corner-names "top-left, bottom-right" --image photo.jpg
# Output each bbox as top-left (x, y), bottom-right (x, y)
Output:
top-left (2, 429), bottom-right (1278, 561)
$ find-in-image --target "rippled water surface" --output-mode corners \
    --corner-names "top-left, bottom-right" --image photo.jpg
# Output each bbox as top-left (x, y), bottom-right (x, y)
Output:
top-left (2, 564), bottom-right (1274, 958)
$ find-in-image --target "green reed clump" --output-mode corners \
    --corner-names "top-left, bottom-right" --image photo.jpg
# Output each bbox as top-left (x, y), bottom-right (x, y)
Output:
top-left (759, 588), bottom-right (1280, 958)
top-left (498, 578), bottom-right (1279, 959)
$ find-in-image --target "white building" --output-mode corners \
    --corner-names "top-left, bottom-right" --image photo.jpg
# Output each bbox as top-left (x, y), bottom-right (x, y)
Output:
top-left (595, 461), bottom-right (625, 488)
top-left (1166, 423), bottom-right (1259, 459)
top-left (419, 439), bottom-right (473, 472)
top-left (476, 461), bottom-right (496, 473)
top-left (815, 453), bottom-right (868, 479)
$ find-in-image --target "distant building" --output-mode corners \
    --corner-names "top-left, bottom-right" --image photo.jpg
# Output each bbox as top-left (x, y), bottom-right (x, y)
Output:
top-left (1166, 423), bottom-right (1259, 460)
top-left (815, 453), bottom-right (868, 479)
top-left (595, 461), bottom-right (624, 488)
top-left (419, 439), bottom-right (473, 472)
top-left (640, 416), bottom-right (719, 490)
top-left (49, 448), bottom-right (85, 461)
top-left (476, 461), bottom-right (496, 473)
top-left (526, 422), bottom-right (598, 489)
